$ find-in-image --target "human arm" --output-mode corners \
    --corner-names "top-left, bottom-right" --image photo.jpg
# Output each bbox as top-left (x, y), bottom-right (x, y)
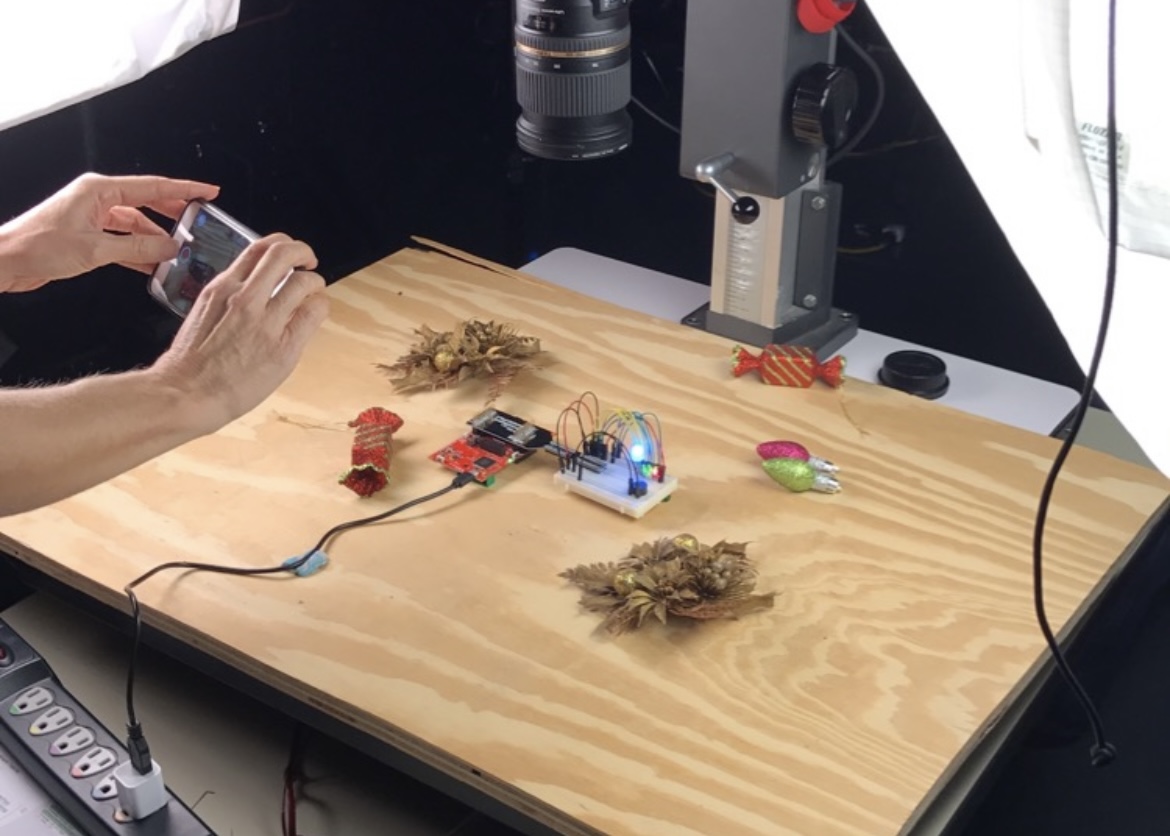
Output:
top-left (0, 172), bottom-right (219, 292)
top-left (0, 234), bottom-right (329, 516)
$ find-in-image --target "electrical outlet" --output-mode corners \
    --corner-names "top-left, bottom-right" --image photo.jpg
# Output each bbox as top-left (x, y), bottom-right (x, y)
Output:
top-left (50, 725), bottom-right (96, 756)
top-left (29, 705), bottom-right (74, 735)
top-left (0, 618), bottom-right (214, 835)
top-left (9, 685), bottom-right (53, 715)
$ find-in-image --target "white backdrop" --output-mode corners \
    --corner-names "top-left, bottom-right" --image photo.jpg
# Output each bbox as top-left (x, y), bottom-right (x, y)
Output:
top-left (0, 1), bottom-right (240, 131)
top-left (869, 0), bottom-right (1169, 474)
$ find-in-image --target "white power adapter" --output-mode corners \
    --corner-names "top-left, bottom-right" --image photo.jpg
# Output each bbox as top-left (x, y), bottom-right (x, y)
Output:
top-left (114, 758), bottom-right (168, 819)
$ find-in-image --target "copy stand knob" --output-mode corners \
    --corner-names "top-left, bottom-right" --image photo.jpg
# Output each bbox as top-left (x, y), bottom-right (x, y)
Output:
top-left (791, 63), bottom-right (859, 149)
top-left (731, 196), bottom-right (760, 224)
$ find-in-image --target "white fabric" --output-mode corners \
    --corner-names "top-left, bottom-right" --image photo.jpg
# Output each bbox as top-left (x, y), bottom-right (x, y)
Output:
top-left (0, 1), bottom-right (241, 132)
top-left (869, 0), bottom-right (1170, 475)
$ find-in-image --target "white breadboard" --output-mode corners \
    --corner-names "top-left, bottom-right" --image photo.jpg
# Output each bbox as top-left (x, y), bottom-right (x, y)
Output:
top-left (553, 469), bottom-right (678, 519)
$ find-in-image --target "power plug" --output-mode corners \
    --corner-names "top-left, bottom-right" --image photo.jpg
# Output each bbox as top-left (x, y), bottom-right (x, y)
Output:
top-left (114, 758), bottom-right (168, 819)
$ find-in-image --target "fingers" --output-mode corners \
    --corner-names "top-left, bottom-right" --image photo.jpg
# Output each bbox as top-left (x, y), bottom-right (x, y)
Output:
top-left (283, 291), bottom-right (331, 353)
top-left (218, 233), bottom-right (293, 285)
top-left (182, 235), bottom-right (288, 326)
top-left (102, 207), bottom-right (177, 275)
top-left (238, 235), bottom-right (318, 302)
top-left (81, 173), bottom-right (220, 218)
top-left (104, 206), bottom-right (169, 237)
top-left (268, 269), bottom-right (327, 323)
top-left (92, 230), bottom-right (181, 271)
top-left (192, 234), bottom-right (318, 322)
top-left (145, 198), bottom-right (198, 222)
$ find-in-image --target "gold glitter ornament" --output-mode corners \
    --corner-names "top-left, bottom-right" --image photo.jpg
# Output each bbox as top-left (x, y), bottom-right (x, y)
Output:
top-left (432, 349), bottom-right (457, 373)
top-left (613, 569), bottom-right (638, 596)
top-left (672, 533), bottom-right (700, 552)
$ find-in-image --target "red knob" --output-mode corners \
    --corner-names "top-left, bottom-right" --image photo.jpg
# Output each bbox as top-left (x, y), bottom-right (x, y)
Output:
top-left (797, 0), bottom-right (856, 34)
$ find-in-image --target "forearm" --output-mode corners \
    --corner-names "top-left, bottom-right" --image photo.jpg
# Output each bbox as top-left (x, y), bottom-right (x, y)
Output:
top-left (0, 223), bottom-right (21, 292)
top-left (0, 369), bottom-right (211, 516)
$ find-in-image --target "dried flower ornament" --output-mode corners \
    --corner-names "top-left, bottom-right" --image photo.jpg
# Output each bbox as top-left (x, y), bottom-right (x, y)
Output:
top-left (378, 319), bottom-right (541, 403)
top-left (560, 535), bottom-right (775, 635)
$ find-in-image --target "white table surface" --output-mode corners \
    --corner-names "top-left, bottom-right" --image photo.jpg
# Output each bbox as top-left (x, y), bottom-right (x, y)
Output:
top-left (524, 247), bottom-right (1082, 436)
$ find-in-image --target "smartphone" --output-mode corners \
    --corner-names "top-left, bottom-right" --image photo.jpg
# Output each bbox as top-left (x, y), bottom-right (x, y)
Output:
top-left (149, 200), bottom-right (258, 317)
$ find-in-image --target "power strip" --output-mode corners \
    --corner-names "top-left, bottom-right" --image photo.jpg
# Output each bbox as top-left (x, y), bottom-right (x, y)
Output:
top-left (0, 618), bottom-right (213, 835)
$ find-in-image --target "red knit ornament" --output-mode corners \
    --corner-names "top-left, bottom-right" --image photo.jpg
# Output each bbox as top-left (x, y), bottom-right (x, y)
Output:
top-left (339, 407), bottom-right (404, 497)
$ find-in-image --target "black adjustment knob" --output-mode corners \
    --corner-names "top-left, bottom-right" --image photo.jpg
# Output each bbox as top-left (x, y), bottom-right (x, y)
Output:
top-left (732, 197), bottom-right (760, 225)
top-left (791, 63), bottom-right (859, 149)
top-left (878, 350), bottom-right (950, 400)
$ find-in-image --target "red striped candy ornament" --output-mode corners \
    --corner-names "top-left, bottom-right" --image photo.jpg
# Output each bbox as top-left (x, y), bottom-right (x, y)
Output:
top-left (732, 344), bottom-right (846, 388)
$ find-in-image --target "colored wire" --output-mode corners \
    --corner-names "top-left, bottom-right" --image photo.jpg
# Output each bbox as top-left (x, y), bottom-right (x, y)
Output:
top-left (555, 395), bottom-right (666, 487)
top-left (640, 412), bottom-right (666, 469)
top-left (603, 410), bottom-right (666, 471)
top-left (601, 411), bottom-right (638, 448)
top-left (566, 393), bottom-right (598, 438)
top-left (557, 398), bottom-right (600, 470)
top-left (574, 431), bottom-right (639, 480)
top-left (1031, 0), bottom-right (1118, 767)
top-left (556, 393), bottom-right (607, 471)
top-left (281, 725), bottom-right (307, 836)
top-left (576, 391), bottom-right (599, 431)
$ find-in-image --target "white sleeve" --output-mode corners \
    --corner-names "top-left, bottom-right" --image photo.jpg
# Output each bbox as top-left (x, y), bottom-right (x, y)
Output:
top-left (868, 0), bottom-right (1170, 475)
top-left (0, 1), bottom-right (240, 132)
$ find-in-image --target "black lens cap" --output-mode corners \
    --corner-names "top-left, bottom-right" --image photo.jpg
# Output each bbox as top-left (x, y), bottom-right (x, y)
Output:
top-left (878, 350), bottom-right (950, 400)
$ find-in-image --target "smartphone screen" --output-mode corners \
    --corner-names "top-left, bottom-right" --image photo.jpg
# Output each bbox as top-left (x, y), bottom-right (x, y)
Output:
top-left (152, 202), bottom-right (255, 317)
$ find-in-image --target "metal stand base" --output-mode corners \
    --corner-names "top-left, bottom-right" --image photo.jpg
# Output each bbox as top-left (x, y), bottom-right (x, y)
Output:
top-left (682, 305), bottom-right (859, 359)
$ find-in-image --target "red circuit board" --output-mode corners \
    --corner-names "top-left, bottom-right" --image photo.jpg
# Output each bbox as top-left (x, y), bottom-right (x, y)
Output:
top-left (429, 435), bottom-right (516, 484)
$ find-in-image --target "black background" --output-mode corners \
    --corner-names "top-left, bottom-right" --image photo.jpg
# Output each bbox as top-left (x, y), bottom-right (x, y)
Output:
top-left (0, 0), bottom-right (1083, 391)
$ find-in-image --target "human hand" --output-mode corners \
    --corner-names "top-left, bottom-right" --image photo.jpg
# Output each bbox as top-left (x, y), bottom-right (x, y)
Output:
top-left (151, 234), bottom-right (330, 433)
top-left (0, 172), bottom-right (219, 292)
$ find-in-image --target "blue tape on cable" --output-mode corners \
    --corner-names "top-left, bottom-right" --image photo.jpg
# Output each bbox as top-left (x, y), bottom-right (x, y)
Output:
top-left (283, 549), bottom-right (329, 577)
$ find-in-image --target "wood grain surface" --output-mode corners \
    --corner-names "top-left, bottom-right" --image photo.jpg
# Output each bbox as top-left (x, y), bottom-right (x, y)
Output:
top-left (2, 244), bottom-right (1167, 835)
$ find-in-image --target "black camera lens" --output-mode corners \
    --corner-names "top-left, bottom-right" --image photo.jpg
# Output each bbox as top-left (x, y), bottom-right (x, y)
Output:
top-left (514, 0), bottom-right (632, 161)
